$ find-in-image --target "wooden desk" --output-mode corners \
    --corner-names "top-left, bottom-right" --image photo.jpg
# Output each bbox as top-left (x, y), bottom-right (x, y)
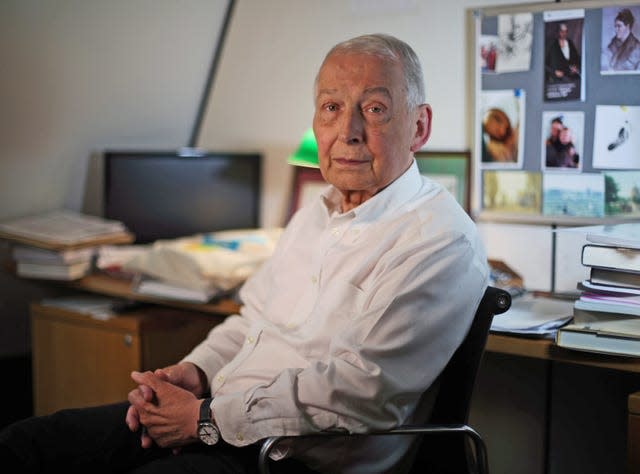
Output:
top-left (487, 333), bottom-right (640, 374)
top-left (31, 303), bottom-right (225, 415)
top-left (43, 274), bottom-right (640, 472)
top-left (31, 272), bottom-right (238, 415)
top-left (70, 272), bottom-right (242, 315)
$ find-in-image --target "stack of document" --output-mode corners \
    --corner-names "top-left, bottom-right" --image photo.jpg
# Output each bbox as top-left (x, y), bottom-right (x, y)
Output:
top-left (0, 209), bottom-right (135, 281)
top-left (490, 293), bottom-right (574, 338)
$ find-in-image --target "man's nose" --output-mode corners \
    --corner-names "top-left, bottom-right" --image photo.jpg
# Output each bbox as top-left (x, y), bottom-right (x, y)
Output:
top-left (338, 108), bottom-right (364, 144)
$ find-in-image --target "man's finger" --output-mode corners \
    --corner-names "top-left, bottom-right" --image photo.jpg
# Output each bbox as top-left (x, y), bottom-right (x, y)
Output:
top-left (125, 405), bottom-right (140, 432)
top-left (140, 426), bottom-right (153, 449)
top-left (131, 370), bottom-right (161, 391)
top-left (139, 384), bottom-right (155, 402)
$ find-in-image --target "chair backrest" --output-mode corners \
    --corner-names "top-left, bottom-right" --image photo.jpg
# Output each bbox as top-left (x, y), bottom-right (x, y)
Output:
top-left (410, 285), bottom-right (511, 473)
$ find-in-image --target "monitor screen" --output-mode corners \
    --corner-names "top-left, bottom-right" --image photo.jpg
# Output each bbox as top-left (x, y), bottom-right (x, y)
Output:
top-left (104, 150), bottom-right (261, 244)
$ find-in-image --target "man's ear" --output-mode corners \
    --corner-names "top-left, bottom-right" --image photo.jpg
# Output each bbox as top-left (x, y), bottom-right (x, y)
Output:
top-left (410, 104), bottom-right (432, 152)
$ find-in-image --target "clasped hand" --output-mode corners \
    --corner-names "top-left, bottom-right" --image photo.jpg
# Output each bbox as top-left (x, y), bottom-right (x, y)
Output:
top-left (125, 362), bottom-right (205, 450)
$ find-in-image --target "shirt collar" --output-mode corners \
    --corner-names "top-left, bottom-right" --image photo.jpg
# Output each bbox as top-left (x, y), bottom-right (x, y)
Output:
top-left (320, 160), bottom-right (423, 221)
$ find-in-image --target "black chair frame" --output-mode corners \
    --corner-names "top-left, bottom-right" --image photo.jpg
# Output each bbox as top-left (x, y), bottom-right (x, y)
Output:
top-left (257, 285), bottom-right (511, 474)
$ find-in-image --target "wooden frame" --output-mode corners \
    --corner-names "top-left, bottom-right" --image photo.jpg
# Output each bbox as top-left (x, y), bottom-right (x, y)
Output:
top-left (415, 150), bottom-right (471, 213)
top-left (287, 167), bottom-right (325, 221)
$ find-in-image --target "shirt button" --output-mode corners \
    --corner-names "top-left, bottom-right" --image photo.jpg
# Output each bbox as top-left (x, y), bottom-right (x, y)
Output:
top-left (311, 275), bottom-right (318, 284)
top-left (216, 375), bottom-right (224, 383)
top-left (247, 336), bottom-right (254, 344)
top-left (331, 227), bottom-right (340, 237)
top-left (236, 433), bottom-right (244, 441)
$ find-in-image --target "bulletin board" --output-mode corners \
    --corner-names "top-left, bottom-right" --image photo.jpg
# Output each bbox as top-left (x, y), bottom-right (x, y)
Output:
top-left (470, 0), bottom-right (640, 225)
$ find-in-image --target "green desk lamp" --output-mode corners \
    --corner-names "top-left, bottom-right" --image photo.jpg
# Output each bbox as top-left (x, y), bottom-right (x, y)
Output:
top-left (287, 128), bottom-right (319, 168)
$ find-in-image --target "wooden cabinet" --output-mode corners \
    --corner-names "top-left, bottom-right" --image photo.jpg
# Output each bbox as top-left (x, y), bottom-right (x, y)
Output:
top-left (30, 303), bottom-right (224, 416)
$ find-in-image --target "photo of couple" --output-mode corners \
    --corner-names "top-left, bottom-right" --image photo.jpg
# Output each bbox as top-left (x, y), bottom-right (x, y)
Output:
top-left (541, 111), bottom-right (584, 171)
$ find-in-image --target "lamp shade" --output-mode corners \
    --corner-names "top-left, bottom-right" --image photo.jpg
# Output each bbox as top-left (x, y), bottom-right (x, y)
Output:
top-left (287, 128), bottom-right (319, 168)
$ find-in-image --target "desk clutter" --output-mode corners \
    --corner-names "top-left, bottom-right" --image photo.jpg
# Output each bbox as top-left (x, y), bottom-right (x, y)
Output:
top-left (0, 209), bottom-right (282, 305)
top-left (0, 209), bottom-right (134, 281)
top-left (120, 228), bottom-right (282, 303)
top-left (490, 293), bottom-right (573, 338)
top-left (556, 223), bottom-right (640, 357)
top-left (488, 259), bottom-right (573, 338)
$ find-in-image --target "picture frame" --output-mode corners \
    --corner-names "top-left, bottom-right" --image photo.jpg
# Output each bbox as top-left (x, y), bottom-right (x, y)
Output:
top-left (415, 150), bottom-right (471, 212)
top-left (288, 166), bottom-right (326, 221)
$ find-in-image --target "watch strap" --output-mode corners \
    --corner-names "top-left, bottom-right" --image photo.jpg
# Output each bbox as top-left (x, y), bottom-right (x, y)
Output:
top-left (199, 397), bottom-right (214, 423)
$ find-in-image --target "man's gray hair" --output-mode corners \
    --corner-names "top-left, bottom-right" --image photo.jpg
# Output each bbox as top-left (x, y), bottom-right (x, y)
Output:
top-left (317, 33), bottom-right (426, 110)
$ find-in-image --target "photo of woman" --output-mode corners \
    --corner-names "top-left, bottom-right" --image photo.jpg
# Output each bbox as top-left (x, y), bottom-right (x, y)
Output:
top-left (601, 6), bottom-right (640, 74)
top-left (480, 89), bottom-right (525, 168)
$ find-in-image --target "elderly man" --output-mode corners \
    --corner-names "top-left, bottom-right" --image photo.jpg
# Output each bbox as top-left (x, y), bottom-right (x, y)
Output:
top-left (1, 33), bottom-right (488, 474)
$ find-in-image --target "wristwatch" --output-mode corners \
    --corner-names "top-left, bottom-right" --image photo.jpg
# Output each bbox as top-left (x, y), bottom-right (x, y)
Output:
top-left (197, 397), bottom-right (220, 445)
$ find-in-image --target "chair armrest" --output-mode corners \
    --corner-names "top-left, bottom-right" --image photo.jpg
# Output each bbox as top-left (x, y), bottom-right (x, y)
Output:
top-left (258, 423), bottom-right (488, 474)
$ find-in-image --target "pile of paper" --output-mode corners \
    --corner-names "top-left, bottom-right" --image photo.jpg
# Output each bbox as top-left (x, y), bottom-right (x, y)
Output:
top-left (490, 293), bottom-right (574, 338)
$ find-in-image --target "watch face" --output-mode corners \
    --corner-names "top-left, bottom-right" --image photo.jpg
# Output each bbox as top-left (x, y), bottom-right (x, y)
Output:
top-left (198, 422), bottom-right (219, 445)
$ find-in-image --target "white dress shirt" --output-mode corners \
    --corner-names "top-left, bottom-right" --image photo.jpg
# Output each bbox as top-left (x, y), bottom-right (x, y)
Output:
top-left (182, 160), bottom-right (489, 473)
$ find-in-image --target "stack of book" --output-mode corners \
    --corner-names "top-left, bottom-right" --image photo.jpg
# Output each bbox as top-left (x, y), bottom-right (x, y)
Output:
top-left (556, 223), bottom-right (640, 357)
top-left (12, 245), bottom-right (95, 280)
top-left (0, 209), bottom-right (134, 281)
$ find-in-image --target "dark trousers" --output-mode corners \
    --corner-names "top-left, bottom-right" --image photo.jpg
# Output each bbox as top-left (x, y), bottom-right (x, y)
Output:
top-left (0, 401), bottom-right (317, 474)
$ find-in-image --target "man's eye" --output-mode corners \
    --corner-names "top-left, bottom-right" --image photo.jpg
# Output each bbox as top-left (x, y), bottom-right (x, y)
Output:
top-left (366, 105), bottom-right (384, 114)
top-left (324, 104), bottom-right (338, 112)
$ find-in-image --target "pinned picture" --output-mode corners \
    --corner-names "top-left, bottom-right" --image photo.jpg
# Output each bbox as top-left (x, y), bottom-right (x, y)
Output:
top-left (542, 173), bottom-right (604, 217)
top-left (604, 171), bottom-right (640, 216)
top-left (480, 35), bottom-right (498, 73)
top-left (592, 105), bottom-right (640, 169)
top-left (483, 170), bottom-right (541, 214)
top-left (495, 13), bottom-right (533, 73)
top-left (601, 5), bottom-right (640, 74)
top-left (479, 89), bottom-right (525, 168)
top-left (543, 9), bottom-right (585, 102)
top-left (541, 111), bottom-right (584, 171)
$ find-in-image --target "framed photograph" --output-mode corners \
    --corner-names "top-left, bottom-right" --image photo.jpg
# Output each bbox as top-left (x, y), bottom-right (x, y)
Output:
top-left (288, 166), bottom-right (326, 221)
top-left (415, 151), bottom-right (471, 212)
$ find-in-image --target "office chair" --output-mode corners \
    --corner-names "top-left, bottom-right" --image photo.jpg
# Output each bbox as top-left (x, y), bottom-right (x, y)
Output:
top-left (258, 285), bottom-right (511, 474)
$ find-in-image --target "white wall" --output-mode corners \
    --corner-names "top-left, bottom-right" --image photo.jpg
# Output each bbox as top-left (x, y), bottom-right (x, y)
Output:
top-left (0, 0), bottom-right (228, 221)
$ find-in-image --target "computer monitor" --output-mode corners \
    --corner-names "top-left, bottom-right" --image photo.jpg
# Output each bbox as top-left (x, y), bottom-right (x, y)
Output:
top-left (103, 149), bottom-right (261, 244)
